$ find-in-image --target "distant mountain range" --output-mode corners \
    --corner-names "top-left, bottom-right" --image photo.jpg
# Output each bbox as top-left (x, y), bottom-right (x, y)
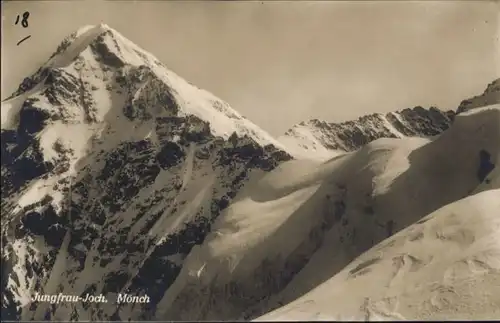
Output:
top-left (280, 78), bottom-right (499, 160)
top-left (457, 78), bottom-right (500, 113)
top-left (1, 24), bottom-right (499, 321)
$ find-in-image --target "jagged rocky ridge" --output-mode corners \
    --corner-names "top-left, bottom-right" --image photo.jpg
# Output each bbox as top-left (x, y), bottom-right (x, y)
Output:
top-left (457, 78), bottom-right (500, 114)
top-left (286, 107), bottom-right (455, 152)
top-left (1, 24), bottom-right (291, 321)
top-left (280, 78), bottom-right (499, 158)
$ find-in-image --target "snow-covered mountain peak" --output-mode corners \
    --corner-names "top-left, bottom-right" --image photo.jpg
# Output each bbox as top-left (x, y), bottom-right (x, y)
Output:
top-left (1, 24), bottom-right (285, 151)
top-left (2, 24), bottom-right (293, 321)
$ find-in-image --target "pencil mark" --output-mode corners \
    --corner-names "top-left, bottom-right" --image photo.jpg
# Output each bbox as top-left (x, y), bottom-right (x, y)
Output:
top-left (15, 11), bottom-right (30, 28)
top-left (14, 11), bottom-right (31, 45)
top-left (17, 35), bottom-right (31, 46)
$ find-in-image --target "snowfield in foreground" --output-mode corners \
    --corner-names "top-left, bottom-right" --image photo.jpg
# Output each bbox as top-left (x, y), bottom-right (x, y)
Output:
top-left (256, 188), bottom-right (500, 321)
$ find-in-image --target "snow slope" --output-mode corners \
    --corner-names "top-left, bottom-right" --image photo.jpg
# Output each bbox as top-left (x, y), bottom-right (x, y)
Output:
top-left (154, 105), bottom-right (500, 320)
top-left (256, 188), bottom-right (500, 321)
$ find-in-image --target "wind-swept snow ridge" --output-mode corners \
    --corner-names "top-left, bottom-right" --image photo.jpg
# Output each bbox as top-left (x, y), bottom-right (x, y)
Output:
top-left (256, 188), bottom-right (500, 321)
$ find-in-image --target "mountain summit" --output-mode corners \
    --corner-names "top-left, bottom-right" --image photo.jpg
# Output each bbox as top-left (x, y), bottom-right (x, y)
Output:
top-left (1, 24), bottom-right (283, 149)
top-left (1, 24), bottom-right (291, 321)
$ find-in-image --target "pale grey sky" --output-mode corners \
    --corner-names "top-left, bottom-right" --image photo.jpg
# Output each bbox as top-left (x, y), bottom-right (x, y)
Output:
top-left (1, 0), bottom-right (499, 135)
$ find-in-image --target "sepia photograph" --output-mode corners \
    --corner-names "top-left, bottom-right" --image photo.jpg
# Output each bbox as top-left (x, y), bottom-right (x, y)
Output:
top-left (1, 0), bottom-right (499, 321)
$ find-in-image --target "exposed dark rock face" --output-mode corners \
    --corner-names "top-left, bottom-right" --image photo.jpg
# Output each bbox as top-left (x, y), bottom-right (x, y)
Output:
top-left (307, 115), bottom-right (397, 151)
top-left (477, 149), bottom-right (495, 183)
top-left (156, 142), bottom-right (185, 169)
top-left (388, 106), bottom-right (455, 136)
top-left (18, 98), bottom-right (51, 135)
top-left (90, 32), bottom-right (126, 68)
top-left (121, 66), bottom-right (180, 122)
top-left (1, 128), bottom-right (53, 201)
top-left (457, 79), bottom-right (500, 114)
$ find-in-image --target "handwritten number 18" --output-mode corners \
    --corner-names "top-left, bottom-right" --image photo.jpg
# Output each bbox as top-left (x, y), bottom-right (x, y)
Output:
top-left (15, 11), bottom-right (30, 28)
